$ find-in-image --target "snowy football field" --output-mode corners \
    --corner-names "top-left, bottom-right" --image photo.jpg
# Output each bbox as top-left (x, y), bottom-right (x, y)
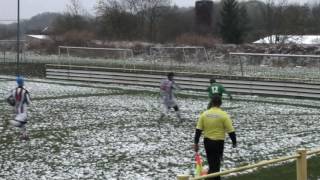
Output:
top-left (1, 79), bottom-right (320, 179)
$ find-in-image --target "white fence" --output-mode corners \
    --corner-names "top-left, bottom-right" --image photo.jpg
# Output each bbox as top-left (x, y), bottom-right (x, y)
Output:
top-left (46, 64), bottom-right (320, 99)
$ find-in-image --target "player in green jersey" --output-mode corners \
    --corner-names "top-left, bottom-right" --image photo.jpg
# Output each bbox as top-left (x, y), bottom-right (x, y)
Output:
top-left (207, 78), bottom-right (232, 109)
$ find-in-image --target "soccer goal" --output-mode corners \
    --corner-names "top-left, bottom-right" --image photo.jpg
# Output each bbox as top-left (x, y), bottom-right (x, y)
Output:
top-left (228, 52), bottom-right (320, 80)
top-left (0, 40), bottom-right (26, 63)
top-left (150, 46), bottom-right (209, 63)
top-left (58, 46), bottom-right (134, 60)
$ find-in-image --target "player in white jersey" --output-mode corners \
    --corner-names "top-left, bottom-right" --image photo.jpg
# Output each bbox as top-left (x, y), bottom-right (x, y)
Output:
top-left (159, 72), bottom-right (182, 121)
top-left (6, 76), bottom-right (31, 140)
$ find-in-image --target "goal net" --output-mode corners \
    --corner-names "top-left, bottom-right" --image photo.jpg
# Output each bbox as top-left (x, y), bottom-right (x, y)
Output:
top-left (150, 46), bottom-right (209, 63)
top-left (58, 46), bottom-right (134, 60)
top-left (0, 40), bottom-right (26, 63)
top-left (228, 52), bottom-right (320, 80)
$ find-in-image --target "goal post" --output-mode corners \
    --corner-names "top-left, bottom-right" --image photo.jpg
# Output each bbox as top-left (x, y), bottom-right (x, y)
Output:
top-left (58, 46), bottom-right (134, 59)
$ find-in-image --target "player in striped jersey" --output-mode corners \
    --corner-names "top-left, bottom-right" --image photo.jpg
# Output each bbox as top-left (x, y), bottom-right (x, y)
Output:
top-left (159, 72), bottom-right (182, 121)
top-left (7, 76), bottom-right (31, 140)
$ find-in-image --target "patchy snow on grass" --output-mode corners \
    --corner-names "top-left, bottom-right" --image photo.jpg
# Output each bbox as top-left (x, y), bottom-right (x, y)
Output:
top-left (0, 80), bottom-right (320, 179)
top-left (0, 80), bottom-right (120, 99)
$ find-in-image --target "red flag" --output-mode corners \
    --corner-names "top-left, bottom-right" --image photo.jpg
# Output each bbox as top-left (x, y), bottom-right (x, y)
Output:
top-left (195, 152), bottom-right (203, 177)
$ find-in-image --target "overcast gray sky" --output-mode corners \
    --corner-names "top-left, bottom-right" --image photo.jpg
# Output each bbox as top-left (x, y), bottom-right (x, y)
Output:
top-left (0, 0), bottom-right (317, 22)
top-left (0, 0), bottom-right (195, 22)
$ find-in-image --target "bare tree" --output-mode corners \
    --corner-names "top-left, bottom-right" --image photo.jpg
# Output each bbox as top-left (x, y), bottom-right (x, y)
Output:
top-left (52, 0), bottom-right (94, 45)
top-left (261, 0), bottom-right (289, 43)
top-left (282, 4), bottom-right (310, 34)
top-left (66, 0), bottom-right (85, 16)
top-left (94, 0), bottom-right (106, 16)
top-left (126, 0), bottom-right (170, 12)
top-left (310, 2), bottom-right (320, 34)
top-left (95, 0), bottom-right (141, 40)
top-left (126, 0), bottom-right (171, 41)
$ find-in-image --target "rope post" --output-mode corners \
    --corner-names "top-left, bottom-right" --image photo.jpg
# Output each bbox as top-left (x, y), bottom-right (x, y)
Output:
top-left (296, 148), bottom-right (307, 180)
top-left (3, 50), bottom-right (5, 63)
top-left (228, 53), bottom-right (232, 75)
top-left (239, 57), bottom-right (244, 77)
top-left (177, 175), bottom-right (192, 180)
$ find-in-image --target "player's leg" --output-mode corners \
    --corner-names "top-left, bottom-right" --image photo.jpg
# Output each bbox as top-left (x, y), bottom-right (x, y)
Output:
top-left (12, 113), bottom-right (29, 140)
top-left (173, 105), bottom-right (182, 121)
top-left (169, 97), bottom-right (182, 121)
top-left (160, 105), bottom-right (169, 119)
top-left (160, 97), bottom-right (170, 119)
top-left (204, 139), bottom-right (224, 180)
top-left (19, 123), bottom-right (29, 140)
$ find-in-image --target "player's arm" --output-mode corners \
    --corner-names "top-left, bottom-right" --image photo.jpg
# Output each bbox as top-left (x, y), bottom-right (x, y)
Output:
top-left (224, 87), bottom-right (232, 100)
top-left (228, 132), bottom-right (237, 148)
top-left (224, 114), bottom-right (237, 148)
top-left (227, 91), bottom-right (232, 100)
top-left (6, 90), bottom-right (13, 99)
top-left (222, 85), bottom-right (232, 100)
top-left (172, 81), bottom-right (182, 90)
top-left (25, 91), bottom-right (31, 105)
top-left (6, 90), bottom-right (15, 106)
top-left (194, 115), bottom-right (204, 152)
top-left (194, 129), bottom-right (202, 152)
top-left (207, 86), bottom-right (213, 98)
top-left (6, 89), bottom-right (16, 100)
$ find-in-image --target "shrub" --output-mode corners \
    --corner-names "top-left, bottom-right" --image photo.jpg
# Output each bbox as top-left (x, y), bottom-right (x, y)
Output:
top-left (62, 30), bottom-right (95, 46)
top-left (175, 33), bottom-right (222, 48)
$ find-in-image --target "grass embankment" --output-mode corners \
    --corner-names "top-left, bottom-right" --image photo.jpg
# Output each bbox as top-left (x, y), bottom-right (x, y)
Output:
top-left (226, 156), bottom-right (320, 180)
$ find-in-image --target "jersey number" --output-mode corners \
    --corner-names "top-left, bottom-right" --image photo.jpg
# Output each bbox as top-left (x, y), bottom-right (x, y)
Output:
top-left (211, 86), bottom-right (219, 93)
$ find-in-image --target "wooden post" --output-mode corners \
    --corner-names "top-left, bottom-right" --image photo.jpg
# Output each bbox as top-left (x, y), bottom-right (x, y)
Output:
top-left (296, 148), bottom-right (307, 180)
top-left (177, 175), bottom-right (191, 180)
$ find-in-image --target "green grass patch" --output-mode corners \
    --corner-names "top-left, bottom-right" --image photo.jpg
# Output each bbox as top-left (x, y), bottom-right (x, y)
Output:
top-left (225, 156), bottom-right (320, 180)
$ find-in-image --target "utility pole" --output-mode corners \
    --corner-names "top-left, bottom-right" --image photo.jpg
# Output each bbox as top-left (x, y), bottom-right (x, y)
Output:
top-left (16, 0), bottom-right (20, 75)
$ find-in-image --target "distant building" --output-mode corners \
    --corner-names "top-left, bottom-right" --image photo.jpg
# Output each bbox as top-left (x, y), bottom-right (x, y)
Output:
top-left (253, 35), bottom-right (320, 45)
top-left (195, 0), bottom-right (213, 34)
top-left (24, 34), bottom-right (55, 52)
top-left (26, 34), bottom-right (53, 44)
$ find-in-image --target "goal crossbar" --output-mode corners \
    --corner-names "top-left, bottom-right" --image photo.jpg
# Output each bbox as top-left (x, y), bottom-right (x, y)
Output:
top-left (58, 46), bottom-right (134, 59)
top-left (150, 46), bottom-right (205, 49)
top-left (58, 46), bottom-right (132, 51)
top-left (230, 52), bottom-right (320, 59)
top-left (150, 46), bottom-right (209, 62)
top-left (0, 40), bottom-right (26, 42)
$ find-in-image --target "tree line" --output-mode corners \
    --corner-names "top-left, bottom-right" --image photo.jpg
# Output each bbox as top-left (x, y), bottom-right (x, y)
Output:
top-left (1, 0), bottom-right (320, 46)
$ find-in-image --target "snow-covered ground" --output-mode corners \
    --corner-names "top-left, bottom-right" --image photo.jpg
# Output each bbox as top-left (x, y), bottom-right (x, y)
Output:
top-left (0, 79), bottom-right (320, 179)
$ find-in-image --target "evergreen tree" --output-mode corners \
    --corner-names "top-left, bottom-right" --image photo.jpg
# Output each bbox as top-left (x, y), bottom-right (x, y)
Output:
top-left (219, 0), bottom-right (248, 44)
